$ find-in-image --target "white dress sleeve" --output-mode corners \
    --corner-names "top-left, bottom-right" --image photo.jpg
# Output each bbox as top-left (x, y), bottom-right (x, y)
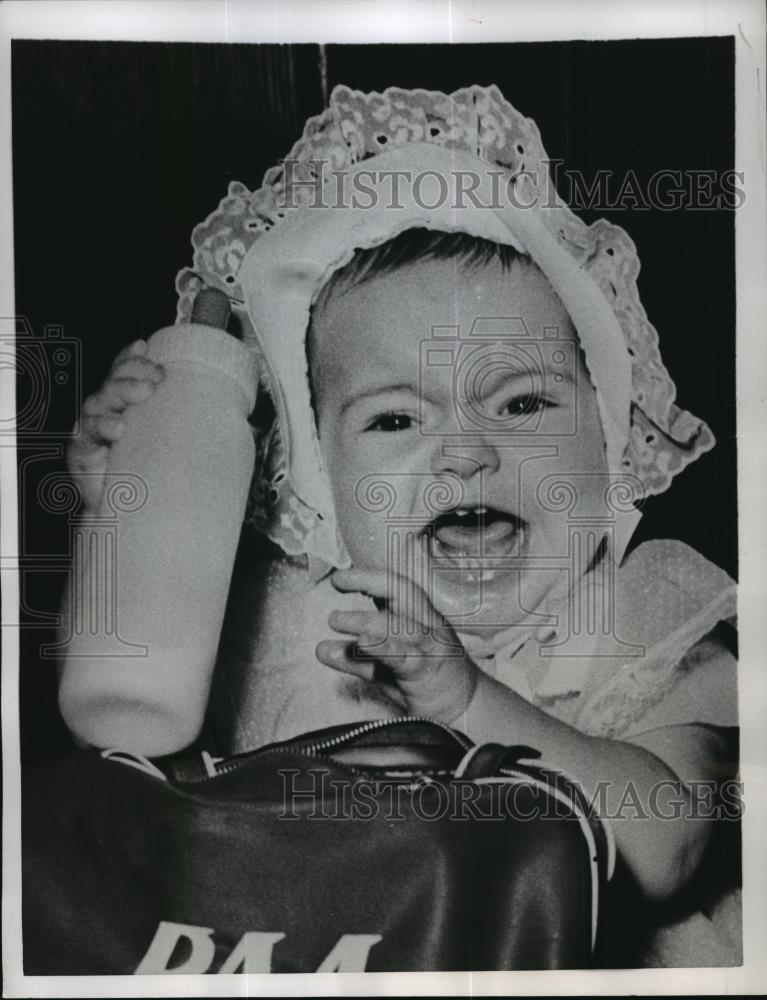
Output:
top-left (571, 540), bottom-right (737, 740)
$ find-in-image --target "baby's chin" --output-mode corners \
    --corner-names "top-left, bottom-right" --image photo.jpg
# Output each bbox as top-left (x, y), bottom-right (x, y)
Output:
top-left (424, 564), bottom-right (560, 638)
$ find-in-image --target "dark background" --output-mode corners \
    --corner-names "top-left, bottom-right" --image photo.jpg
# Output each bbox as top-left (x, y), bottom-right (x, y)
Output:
top-left (12, 37), bottom-right (737, 762)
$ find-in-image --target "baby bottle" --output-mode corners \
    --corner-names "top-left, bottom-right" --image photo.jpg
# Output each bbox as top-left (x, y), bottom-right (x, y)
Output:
top-left (58, 289), bottom-right (258, 756)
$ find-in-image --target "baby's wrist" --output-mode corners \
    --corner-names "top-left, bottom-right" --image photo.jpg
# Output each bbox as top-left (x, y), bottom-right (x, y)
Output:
top-left (406, 655), bottom-right (479, 726)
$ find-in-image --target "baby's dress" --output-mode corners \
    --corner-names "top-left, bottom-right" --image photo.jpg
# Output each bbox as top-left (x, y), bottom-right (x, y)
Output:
top-left (212, 536), bottom-right (739, 968)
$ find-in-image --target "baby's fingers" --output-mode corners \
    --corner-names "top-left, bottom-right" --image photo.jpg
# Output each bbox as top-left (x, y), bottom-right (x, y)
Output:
top-left (331, 568), bottom-right (438, 630)
top-left (328, 608), bottom-right (387, 640)
top-left (315, 639), bottom-right (376, 682)
top-left (111, 339), bottom-right (148, 367)
top-left (331, 568), bottom-right (390, 601)
top-left (109, 355), bottom-right (165, 385)
top-left (68, 435), bottom-right (110, 472)
top-left (86, 376), bottom-right (158, 415)
top-left (316, 639), bottom-right (408, 709)
top-left (67, 428), bottom-right (114, 509)
top-left (75, 413), bottom-right (126, 450)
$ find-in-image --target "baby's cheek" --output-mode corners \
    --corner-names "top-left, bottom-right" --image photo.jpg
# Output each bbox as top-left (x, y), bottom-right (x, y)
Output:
top-left (522, 433), bottom-right (609, 508)
top-left (335, 499), bottom-right (390, 570)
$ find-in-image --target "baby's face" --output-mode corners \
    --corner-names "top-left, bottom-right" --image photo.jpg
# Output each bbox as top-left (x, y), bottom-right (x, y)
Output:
top-left (311, 255), bottom-right (609, 636)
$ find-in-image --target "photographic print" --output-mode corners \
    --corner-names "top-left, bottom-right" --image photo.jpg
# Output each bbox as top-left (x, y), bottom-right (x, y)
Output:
top-left (2, 2), bottom-right (765, 995)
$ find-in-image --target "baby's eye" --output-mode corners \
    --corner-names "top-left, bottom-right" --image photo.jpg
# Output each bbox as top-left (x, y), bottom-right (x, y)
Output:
top-left (366, 412), bottom-right (414, 432)
top-left (502, 394), bottom-right (553, 417)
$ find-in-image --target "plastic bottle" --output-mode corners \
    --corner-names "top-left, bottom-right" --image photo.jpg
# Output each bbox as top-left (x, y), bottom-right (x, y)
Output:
top-left (59, 290), bottom-right (258, 756)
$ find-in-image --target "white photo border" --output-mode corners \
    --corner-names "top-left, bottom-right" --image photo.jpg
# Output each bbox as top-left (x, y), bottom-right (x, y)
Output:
top-left (1, 1), bottom-right (765, 996)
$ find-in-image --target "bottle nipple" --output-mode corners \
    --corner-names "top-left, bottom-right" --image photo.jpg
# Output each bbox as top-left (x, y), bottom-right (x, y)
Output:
top-left (191, 286), bottom-right (232, 332)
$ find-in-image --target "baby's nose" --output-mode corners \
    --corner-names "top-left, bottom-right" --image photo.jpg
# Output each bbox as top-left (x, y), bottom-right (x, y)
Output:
top-left (429, 438), bottom-right (501, 478)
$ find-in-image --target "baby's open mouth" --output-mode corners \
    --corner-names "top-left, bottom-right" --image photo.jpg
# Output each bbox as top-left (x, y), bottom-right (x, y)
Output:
top-left (426, 505), bottom-right (524, 563)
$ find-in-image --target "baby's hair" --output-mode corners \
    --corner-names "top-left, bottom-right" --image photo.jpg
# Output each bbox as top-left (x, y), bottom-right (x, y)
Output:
top-left (318, 227), bottom-right (525, 294)
top-left (307, 227), bottom-right (530, 404)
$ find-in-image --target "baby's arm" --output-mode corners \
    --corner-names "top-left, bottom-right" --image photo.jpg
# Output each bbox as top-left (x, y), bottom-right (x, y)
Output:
top-left (318, 567), bottom-right (730, 903)
top-left (461, 672), bottom-right (728, 902)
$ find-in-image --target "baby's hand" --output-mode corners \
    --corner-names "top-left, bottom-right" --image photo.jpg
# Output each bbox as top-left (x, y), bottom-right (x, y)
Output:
top-left (316, 567), bottom-right (479, 723)
top-left (67, 340), bottom-right (165, 510)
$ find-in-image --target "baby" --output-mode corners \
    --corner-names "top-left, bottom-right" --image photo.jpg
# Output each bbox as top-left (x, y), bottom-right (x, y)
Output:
top-left (67, 86), bottom-right (739, 962)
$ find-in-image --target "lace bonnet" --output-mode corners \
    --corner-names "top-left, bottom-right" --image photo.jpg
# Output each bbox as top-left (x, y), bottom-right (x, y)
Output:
top-left (176, 85), bottom-right (714, 570)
